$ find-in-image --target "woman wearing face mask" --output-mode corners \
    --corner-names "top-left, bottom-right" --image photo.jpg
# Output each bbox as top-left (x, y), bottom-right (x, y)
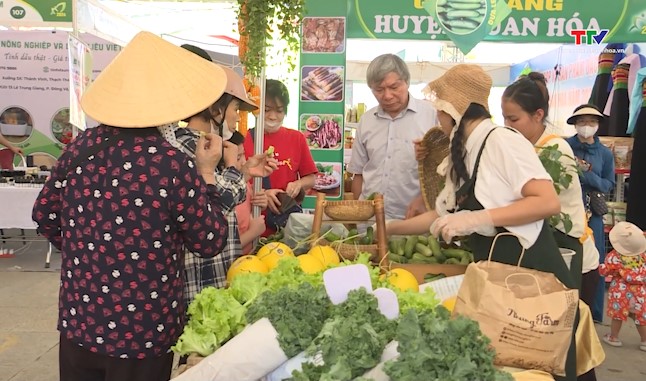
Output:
top-left (158, 45), bottom-right (277, 308)
top-left (243, 79), bottom-right (318, 235)
top-left (566, 104), bottom-right (616, 323)
top-left (501, 73), bottom-right (588, 290)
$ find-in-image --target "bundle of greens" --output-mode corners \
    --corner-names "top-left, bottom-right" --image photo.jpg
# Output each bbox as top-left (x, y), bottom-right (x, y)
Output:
top-left (245, 282), bottom-right (331, 358)
top-left (384, 308), bottom-right (513, 381)
top-left (292, 288), bottom-right (397, 381)
top-left (172, 287), bottom-right (247, 356)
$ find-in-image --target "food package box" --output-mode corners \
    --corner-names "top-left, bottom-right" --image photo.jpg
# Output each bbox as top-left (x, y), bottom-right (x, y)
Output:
top-left (599, 137), bottom-right (633, 170)
top-left (390, 263), bottom-right (467, 284)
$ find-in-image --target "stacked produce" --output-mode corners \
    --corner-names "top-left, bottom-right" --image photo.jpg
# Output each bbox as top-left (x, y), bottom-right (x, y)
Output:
top-left (386, 234), bottom-right (473, 266)
top-left (171, 238), bottom-right (514, 381)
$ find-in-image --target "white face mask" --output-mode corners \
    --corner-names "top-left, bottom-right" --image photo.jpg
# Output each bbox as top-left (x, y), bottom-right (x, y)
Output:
top-left (576, 125), bottom-right (598, 139)
top-left (264, 119), bottom-right (281, 131)
top-left (210, 119), bottom-right (233, 140)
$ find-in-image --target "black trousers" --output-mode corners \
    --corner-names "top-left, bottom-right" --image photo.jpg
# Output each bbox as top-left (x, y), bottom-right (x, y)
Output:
top-left (59, 335), bottom-right (174, 381)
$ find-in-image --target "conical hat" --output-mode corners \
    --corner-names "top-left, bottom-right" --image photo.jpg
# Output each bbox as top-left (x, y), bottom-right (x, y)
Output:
top-left (81, 31), bottom-right (227, 128)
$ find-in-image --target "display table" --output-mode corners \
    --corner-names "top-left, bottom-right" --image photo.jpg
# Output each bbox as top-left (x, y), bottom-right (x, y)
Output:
top-left (0, 186), bottom-right (53, 267)
top-left (0, 186), bottom-right (41, 229)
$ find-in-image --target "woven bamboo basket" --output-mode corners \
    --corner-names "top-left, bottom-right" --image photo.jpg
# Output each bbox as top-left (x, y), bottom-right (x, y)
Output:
top-left (319, 238), bottom-right (378, 261)
top-left (172, 353), bottom-right (204, 378)
top-left (418, 127), bottom-right (450, 211)
top-left (324, 199), bottom-right (375, 221)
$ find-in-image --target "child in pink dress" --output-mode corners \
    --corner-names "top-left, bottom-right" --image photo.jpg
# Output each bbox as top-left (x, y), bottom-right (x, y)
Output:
top-left (599, 221), bottom-right (646, 351)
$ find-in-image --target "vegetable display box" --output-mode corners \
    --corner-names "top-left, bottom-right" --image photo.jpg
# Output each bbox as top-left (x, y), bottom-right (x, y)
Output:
top-left (390, 263), bottom-right (467, 285)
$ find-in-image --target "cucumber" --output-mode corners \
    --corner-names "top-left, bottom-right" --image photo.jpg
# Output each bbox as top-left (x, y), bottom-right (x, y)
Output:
top-left (364, 226), bottom-right (374, 244)
top-left (394, 238), bottom-right (406, 256)
top-left (324, 231), bottom-right (340, 242)
top-left (449, 2), bottom-right (483, 11)
top-left (404, 236), bottom-right (418, 258)
top-left (428, 235), bottom-right (442, 256)
top-left (445, 258), bottom-right (461, 265)
top-left (460, 255), bottom-right (471, 265)
top-left (443, 248), bottom-right (470, 260)
top-left (447, 10), bottom-right (481, 19)
top-left (387, 252), bottom-right (407, 264)
top-left (417, 235), bottom-right (428, 245)
top-left (415, 243), bottom-right (433, 257)
top-left (388, 239), bottom-right (398, 253)
top-left (434, 251), bottom-right (447, 264)
top-left (444, 18), bottom-right (480, 30)
top-left (424, 273), bottom-right (447, 282)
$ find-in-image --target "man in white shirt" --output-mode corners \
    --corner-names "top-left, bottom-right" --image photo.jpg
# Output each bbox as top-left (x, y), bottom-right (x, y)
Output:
top-left (348, 54), bottom-right (437, 220)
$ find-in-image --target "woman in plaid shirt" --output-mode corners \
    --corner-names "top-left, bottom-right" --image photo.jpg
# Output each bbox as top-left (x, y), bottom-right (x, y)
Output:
top-left (158, 45), bottom-right (276, 307)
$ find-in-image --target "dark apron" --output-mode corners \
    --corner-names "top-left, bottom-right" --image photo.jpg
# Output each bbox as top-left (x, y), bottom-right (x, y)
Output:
top-left (455, 128), bottom-right (578, 381)
top-left (553, 230), bottom-right (583, 291)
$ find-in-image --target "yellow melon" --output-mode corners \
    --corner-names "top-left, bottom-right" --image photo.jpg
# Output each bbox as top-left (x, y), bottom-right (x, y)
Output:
top-left (226, 255), bottom-right (269, 284)
top-left (307, 245), bottom-right (340, 267)
top-left (256, 242), bottom-right (295, 270)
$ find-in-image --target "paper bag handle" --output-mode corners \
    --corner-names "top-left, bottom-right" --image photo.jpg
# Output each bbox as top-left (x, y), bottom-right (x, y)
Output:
top-left (486, 232), bottom-right (526, 268)
top-left (504, 273), bottom-right (543, 296)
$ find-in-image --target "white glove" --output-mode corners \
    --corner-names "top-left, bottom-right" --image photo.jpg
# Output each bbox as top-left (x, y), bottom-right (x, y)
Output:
top-left (430, 210), bottom-right (495, 243)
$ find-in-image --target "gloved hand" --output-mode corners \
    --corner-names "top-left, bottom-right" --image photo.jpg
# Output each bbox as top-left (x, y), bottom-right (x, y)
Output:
top-left (430, 210), bottom-right (495, 243)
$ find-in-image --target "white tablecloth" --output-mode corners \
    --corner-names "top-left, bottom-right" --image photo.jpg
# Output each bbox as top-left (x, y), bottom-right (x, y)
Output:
top-left (0, 186), bottom-right (42, 229)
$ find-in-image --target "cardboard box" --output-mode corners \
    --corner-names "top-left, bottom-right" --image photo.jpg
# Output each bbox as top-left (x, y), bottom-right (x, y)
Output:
top-left (390, 263), bottom-right (467, 284)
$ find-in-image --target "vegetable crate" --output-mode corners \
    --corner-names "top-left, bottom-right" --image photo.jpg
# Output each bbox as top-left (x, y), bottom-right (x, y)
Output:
top-left (390, 263), bottom-right (468, 284)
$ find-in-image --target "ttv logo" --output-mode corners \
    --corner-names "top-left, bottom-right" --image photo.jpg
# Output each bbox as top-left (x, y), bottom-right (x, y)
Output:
top-left (569, 29), bottom-right (609, 45)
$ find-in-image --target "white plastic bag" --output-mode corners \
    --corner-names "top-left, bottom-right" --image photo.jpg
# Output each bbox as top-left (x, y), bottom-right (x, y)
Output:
top-left (171, 318), bottom-right (288, 381)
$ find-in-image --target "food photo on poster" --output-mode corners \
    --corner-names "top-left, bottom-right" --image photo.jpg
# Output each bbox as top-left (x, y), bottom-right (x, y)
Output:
top-left (301, 16), bottom-right (346, 53)
top-left (306, 161), bottom-right (342, 198)
top-left (299, 113), bottom-right (343, 149)
top-left (300, 66), bottom-right (344, 101)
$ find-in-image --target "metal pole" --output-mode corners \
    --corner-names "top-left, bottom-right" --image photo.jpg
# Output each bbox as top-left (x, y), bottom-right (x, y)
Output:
top-left (252, 66), bottom-right (266, 218)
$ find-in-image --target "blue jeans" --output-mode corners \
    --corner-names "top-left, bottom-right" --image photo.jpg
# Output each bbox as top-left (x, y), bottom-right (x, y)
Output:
top-left (589, 215), bottom-right (606, 321)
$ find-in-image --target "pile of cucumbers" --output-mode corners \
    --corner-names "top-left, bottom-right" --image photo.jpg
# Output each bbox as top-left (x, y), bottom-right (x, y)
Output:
top-left (323, 226), bottom-right (376, 246)
top-left (436, 0), bottom-right (486, 35)
top-left (387, 234), bottom-right (473, 265)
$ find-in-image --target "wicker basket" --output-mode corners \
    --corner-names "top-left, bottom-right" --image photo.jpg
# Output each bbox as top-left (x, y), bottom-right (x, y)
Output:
top-left (418, 127), bottom-right (450, 211)
top-left (172, 353), bottom-right (204, 378)
top-left (319, 238), bottom-right (378, 261)
top-left (324, 199), bottom-right (375, 220)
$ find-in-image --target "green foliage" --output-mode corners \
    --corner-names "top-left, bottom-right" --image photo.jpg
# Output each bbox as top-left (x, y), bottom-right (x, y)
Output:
top-left (537, 144), bottom-right (581, 234)
top-left (383, 308), bottom-right (514, 381)
top-left (236, 0), bottom-right (305, 79)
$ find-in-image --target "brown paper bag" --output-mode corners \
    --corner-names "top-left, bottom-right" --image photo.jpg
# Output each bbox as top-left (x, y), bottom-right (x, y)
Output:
top-left (453, 233), bottom-right (579, 376)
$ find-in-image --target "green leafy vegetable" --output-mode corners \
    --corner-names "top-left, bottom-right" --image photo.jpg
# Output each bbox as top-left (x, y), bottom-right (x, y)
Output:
top-left (384, 308), bottom-right (513, 381)
top-left (246, 282), bottom-right (331, 357)
top-left (172, 287), bottom-right (247, 356)
top-left (293, 288), bottom-right (396, 380)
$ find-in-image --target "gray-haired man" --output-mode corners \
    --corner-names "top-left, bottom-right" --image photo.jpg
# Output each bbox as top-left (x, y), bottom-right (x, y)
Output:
top-left (348, 53), bottom-right (437, 220)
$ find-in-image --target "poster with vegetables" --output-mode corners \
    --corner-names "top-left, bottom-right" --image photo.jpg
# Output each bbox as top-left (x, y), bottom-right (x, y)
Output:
top-left (299, 0), bottom-right (347, 210)
top-left (300, 114), bottom-right (343, 150)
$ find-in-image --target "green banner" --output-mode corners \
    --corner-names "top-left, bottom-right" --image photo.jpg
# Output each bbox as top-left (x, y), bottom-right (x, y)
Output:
top-left (0, 0), bottom-right (72, 26)
top-left (348, 0), bottom-right (646, 50)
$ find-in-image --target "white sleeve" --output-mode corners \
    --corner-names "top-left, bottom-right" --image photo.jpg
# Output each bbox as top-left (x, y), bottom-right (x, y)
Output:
top-left (489, 129), bottom-right (552, 198)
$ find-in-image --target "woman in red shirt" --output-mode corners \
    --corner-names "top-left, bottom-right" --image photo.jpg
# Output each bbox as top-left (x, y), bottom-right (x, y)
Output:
top-left (244, 79), bottom-right (317, 234)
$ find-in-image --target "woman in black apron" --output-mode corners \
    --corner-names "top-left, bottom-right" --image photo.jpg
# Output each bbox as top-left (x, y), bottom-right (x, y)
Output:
top-left (425, 65), bottom-right (578, 381)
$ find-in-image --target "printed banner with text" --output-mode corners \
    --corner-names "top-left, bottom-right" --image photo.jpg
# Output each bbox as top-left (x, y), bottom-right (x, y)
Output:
top-left (348, 0), bottom-right (646, 53)
top-left (0, 31), bottom-right (120, 167)
top-left (0, 0), bottom-right (72, 27)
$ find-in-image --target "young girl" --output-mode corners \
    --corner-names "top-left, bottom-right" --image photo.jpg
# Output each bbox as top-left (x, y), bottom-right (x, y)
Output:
top-left (599, 221), bottom-right (646, 351)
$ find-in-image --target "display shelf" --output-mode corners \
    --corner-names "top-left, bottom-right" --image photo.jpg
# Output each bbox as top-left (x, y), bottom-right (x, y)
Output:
top-left (614, 170), bottom-right (629, 203)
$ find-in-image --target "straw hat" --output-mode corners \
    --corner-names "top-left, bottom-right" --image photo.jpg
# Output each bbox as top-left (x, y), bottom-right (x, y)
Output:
top-left (609, 221), bottom-right (646, 256)
top-left (179, 44), bottom-right (257, 112)
top-left (81, 31), bottom-right (227, 128)
top-left (566, 104), bottom-right (606, 125)
top-left (423, 64), bottom-right (492, 124)
top-left (221, 66), bottom-right (258, 112)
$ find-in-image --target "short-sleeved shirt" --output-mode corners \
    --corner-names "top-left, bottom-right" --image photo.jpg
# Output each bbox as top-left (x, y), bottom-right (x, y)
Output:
top-left (457, 119), bottom-right (552, 248)
top-left (243, 127), bottom-right (318, 192)
top-left (347, 96), bottom-right (437, 220)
